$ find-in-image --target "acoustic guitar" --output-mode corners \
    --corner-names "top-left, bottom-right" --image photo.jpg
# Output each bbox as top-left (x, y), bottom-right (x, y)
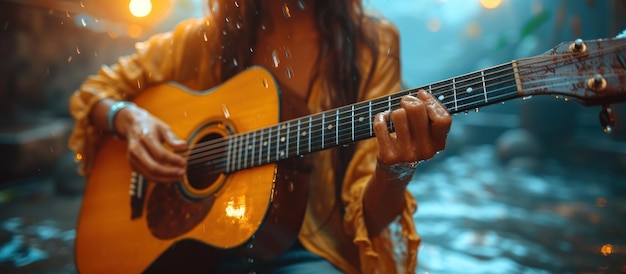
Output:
top-left (75, 37), bottom-right (626, 273)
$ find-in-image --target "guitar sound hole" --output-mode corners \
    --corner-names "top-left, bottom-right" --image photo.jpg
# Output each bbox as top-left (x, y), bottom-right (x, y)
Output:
top-left (186, 133), bottom-right (224, 192)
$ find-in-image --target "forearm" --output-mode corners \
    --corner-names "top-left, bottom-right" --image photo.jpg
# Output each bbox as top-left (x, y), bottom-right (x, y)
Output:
top-left (362, 165), bottom-right (412, 237)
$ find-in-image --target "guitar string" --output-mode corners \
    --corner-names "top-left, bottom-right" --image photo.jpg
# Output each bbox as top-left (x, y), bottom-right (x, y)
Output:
top-left (186, 40), bottom-right (625, 162)
top-left (183, 78), bottom-right (592, 177)
top-left (184, 45), bottom-right (623, 175)
top-left (186, 53), bottom-right (620, 176)
top-left (186, 71), bottom-right (623, 178)
top-left (184, 55), bottom-right (576, 165)
top-left (185, 50), bottom-right (591, 164)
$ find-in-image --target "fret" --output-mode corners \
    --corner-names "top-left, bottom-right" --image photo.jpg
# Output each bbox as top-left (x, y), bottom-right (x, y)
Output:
top-left (296, 119), bottom-right (301, 155)
top-left (308, 113), bottom-right (323, 152)
top-left (266, 127), bottom-right (272, 164)
top-left (323, 111), bottom-right (338, 146)
top-left (336, 106), bottom-right (352, 145)
top-left (321, 113), bottom-right (326, 149)
top-left (249, 132), bottom-right (256, 168)
top-left (351, 105), bottom-right (355, 141)
top-left (243, 132), bottom-right (249, 169)
top-left (335, 109), bottom-right (339, 146)
top-left (368, 101), bottom-right (373, 137)
top-left (226, 136), bottom-right (233, 173)
top-left (237, 134), bottom-right (244, 171)
top-left (284, 122), bottom-right (290, 158)
top-left (258, 128), bottom-right (265, 166)
top-left (452, 78), bottom-right (458, 111)
top-left (352, 101), bottom-right (372, 140)
top-left (481, 70), bottom-right (488, 102)
top-left (307, 116), bottom-right (312, 153)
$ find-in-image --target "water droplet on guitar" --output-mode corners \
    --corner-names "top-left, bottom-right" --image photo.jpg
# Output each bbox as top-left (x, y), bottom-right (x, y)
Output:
top-left (271, 50), bottom-right (280, 68)
top-left (285, 66), bottom-right (293, 79)
top-left (247, 242), bottom-right (254, 249)
top-left (232, 58), bottom-right (238, 67)
top-left (464, 110), bottom-right (468, 115)
top-left (247, 257), bottom-right (254, 263)
top-left (466, 87), bottom-right (473, 93)
top-left (262, 78), bottom-right (269, 88)
top-left (475, 108), bottom-right (480, 112)
top-left (438, 95), bottom-right (444, 101)
top-left (288, 182), bottom-right (295, 192)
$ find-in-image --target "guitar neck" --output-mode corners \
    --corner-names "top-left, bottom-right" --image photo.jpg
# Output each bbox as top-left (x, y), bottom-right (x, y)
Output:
top-left (214, 62), bottom-right (520, 173)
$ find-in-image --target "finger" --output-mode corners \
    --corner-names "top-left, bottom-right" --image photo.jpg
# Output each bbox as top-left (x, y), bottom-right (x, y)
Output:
top-left (401, 95), bottom-right (431, 156)
top-left (129, 154), bottom-right (184, 183)
top-left (390, 107), bottom-right (414, 161)
top-left (161, 126), bottom-right (189, 153)
top-left (128, 145), bottom-right (185, 183)
top-left (373, 112), bottom-right (394, 162)
top-left (141, 128), bottom-right (187, 168)
top-left (419, 91), bottom-right (452, 149)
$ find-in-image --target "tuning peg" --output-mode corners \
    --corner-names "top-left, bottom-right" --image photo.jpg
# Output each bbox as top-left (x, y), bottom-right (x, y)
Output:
top-left (569, 38), bottom-right (587, 53)
top-left (599, 105), bottom-right (615, 133)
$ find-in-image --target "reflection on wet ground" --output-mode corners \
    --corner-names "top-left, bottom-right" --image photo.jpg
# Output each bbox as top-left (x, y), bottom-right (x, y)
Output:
top-left (412, 145), bottom-right (626, 274)
top-left (0, 145), bottom-right (624, 273)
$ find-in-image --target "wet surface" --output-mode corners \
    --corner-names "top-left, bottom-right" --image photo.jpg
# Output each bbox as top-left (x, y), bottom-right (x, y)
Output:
top-left (411, 145), bottom-right (626, 274)
top-left (1, 144), bottom-right (625, 273)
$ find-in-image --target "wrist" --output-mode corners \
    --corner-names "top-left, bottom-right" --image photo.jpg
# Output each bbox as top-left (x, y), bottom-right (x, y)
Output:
top-left (107, 101), bottom-right (136, 137)
top-left (376, 160), bottom-right (419, 182)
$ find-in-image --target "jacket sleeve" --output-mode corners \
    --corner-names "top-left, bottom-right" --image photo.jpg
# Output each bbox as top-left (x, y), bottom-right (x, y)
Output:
top-left (68, 17), bottom-right (221, 175)
top-left (341, 18), bottom-right (420, 274)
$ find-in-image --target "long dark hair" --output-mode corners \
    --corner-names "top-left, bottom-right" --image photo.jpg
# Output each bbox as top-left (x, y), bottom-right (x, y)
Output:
top-left (208, 0), bottom-right (378, 109)
top-left (207, 0), bottom-right (379, 202)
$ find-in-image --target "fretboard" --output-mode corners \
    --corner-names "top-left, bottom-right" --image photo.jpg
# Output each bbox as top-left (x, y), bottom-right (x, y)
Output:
top-left (218, 62), bottom-right (520, 173)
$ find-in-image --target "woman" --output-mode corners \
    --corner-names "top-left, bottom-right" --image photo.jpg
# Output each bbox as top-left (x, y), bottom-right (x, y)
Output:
top-left (69, 0), bottom-right (451, 273)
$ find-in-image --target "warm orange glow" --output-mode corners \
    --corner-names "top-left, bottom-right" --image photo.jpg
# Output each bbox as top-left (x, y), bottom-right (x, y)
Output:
top-left (480, 0), bottom-right (502, 9)
top-left (127, 24), bottom-right (143, 38)
top-left (601, 244), bottom-right (613, 256)
top-left (129, 0), bottom-right (152, 18)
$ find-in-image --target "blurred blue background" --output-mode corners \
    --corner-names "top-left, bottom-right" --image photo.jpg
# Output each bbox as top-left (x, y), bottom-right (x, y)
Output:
top-left (0, 0), bottom-right (624, 273)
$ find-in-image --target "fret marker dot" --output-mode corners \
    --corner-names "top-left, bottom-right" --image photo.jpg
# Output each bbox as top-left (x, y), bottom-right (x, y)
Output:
top-left (358, 117), bottom-right (364, 122)
top-left (301, 131), bottom-right (307, 136)
top-left (280, 137), bottom-right (286, 142)
top-left (466, 87), bottom-right (473, 93)
top-left (438, 95), bottom-right (444, 101)
top-left (248, 145), bottom-right (252, 150)
top-left (263, 141), bottom-right (268, 146)
top-left (328, 124), bottom-right (333, 130)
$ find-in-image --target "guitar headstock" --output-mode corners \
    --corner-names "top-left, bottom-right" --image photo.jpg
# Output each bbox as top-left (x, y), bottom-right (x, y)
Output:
top-left (516, 37), bottom-right (626, 107)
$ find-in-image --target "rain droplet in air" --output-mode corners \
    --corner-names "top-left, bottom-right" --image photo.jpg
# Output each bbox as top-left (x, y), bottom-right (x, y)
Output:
top-left (282, 3), bottom-right (292, 18)
top-left (262, 78), bottom-right (269, 88)
top-left (81, 17), bottom-right (86, 27)
top-left (80, 1), bottom-right (85, 8)
top-left (297, 0), bottom-right (306, 10)
top-left (76, 46), bottom-right (81, 54)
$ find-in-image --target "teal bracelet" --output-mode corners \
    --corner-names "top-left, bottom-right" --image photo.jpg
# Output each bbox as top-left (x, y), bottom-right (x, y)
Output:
top-left (107, 101), bottom-right (135, 134)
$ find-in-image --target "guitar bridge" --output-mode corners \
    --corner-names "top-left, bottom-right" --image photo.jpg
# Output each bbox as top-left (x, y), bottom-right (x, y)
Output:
top-left (130, 172), bottom-right (147, 219)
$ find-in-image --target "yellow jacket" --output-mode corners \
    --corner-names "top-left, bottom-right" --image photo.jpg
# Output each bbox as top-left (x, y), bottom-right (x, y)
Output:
top-left (69, 14), bottom-right (419, 274)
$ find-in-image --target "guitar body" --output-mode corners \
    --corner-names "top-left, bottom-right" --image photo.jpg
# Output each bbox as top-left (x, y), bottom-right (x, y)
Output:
top-left (75, 67), bottom-right (310, 273)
